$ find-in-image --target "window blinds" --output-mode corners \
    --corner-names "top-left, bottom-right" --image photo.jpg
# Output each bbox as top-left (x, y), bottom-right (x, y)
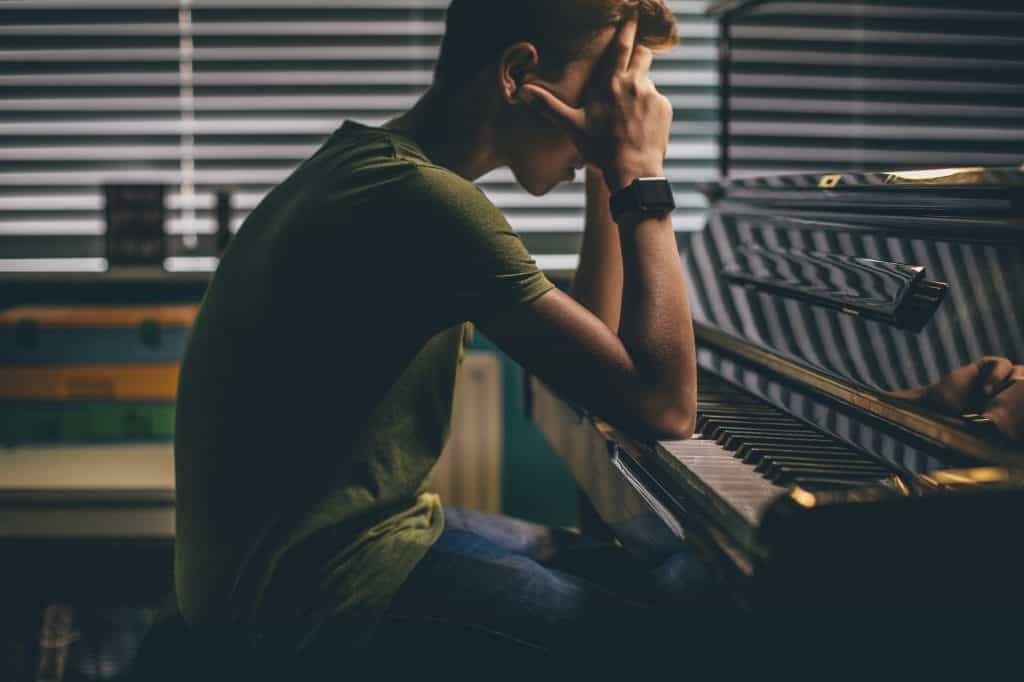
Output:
top-left (718, 0), bottom-right (1024, 177)
top-left (0, 0), bottom-right (718, 275)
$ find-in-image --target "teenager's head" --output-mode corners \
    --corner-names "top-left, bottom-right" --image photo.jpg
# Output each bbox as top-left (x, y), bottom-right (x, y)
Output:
top-left (435, 0), bottom-right (678, 195)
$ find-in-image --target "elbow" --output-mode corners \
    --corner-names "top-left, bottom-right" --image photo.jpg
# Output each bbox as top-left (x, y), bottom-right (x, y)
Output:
top-left (649, 406), bottom-right (696, 441)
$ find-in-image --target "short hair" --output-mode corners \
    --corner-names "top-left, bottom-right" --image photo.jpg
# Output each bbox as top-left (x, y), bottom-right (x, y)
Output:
top-left (434, 0), bottom-right (679, 89)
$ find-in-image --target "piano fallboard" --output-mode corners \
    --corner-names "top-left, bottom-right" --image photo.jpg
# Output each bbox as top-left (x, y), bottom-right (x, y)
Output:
top-left (535, 163), bottom-right (1023, 608)
top-left (686, 166), bottom-right (1024, 458)
top-left (532, 374), bottom-right (1024, 609)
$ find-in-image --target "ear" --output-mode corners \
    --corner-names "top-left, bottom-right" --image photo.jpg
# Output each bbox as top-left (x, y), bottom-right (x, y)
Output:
top-left (498, 42), bottom-right (539, 104)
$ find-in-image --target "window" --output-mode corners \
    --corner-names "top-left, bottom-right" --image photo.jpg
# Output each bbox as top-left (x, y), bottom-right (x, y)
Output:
top-left (0, 0), bottom-right (718, 275)
top-left (719, 0), bottom-right (1024, 176)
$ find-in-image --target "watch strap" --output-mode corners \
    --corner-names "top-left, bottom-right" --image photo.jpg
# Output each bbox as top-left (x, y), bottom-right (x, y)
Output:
top-left (609, 177), bottom-right (675, 222)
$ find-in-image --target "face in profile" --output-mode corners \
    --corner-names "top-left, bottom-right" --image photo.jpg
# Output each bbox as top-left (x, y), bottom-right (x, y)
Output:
top-left (494, 28), bottom-right (617, 196)
top-left (501, 103), bottom-right (583, 196)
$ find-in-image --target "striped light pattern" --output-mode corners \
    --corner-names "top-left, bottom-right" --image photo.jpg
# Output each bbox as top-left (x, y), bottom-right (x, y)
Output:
top-left (721, 0), bottom-right (1024, 177)
top-left (0, 0), bottom-right (718, 274)
top-left (686, 213), bottom-right (1024, 394)
top-left (696, 348), bottom-right (945, 475)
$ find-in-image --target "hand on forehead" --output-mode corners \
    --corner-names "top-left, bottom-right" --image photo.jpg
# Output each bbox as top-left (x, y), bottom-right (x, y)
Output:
top-left (520, 8), bottom-right (643, 109)
top-left (581, 9), bottom-right (644, 102)
top-left (604, 6), bottom-right (641, 75)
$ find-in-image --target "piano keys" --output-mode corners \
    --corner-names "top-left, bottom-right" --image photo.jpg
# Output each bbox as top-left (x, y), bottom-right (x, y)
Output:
top-left (531, 163), bottom-right (1024, 610)
top-left (534, 374), bottom-right (1024, 609)
top-left (528, 0), bottom-right (1024, 614)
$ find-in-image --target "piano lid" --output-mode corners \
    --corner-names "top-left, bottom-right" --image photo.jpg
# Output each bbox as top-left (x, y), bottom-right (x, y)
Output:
top-left (684, 165), bottom-right (1024, 460)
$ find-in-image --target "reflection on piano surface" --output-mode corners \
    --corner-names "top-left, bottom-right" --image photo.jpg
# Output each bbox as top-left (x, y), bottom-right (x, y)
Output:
top-left (532, 165), bottom-right (1024, 609)
top-left (532, 0), bottom-right (1024, 612)
top-left (689, 167), bottom-right (1023, 460)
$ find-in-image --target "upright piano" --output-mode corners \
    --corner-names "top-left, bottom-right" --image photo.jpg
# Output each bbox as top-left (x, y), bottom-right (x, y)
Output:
top-left (530, 0), bottom-right (1024, 610)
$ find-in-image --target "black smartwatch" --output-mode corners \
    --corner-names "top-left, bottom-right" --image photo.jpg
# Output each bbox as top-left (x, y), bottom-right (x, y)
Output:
top-left (609, 177), bottom-right (675, 223)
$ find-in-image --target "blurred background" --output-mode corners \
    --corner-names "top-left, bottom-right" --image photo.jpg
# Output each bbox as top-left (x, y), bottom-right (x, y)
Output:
top-left (1, 0), bottom-right (1022, 679)
top-left (0, 3), bottom-right (716, 678)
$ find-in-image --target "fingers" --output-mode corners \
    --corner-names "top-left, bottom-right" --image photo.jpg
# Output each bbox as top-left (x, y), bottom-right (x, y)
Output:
top-left (977, 356), bottom-right (1016, 397)
top-left (981, 380), bottom-right (1024, 443)
top-left (612, 6), bottom-right (640, 74)
top-left (629, 44), bottom-right (654, 78)
top-left (518, 83), bottom-right (587, 142)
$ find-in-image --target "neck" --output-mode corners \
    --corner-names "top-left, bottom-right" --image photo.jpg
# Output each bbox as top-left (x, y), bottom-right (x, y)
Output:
top-left (383, 83), bottom-right (500, 182)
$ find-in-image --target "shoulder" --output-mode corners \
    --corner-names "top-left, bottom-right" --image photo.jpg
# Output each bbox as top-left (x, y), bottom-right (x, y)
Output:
top-left (403, 164), bottom-right (497, 208)
top-left (394, 164), bottom-right (510, 234)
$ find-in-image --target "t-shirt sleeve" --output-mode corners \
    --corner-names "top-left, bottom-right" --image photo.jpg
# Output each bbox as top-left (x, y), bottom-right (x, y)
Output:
top-left (377, 165), bottom-right (555, 327)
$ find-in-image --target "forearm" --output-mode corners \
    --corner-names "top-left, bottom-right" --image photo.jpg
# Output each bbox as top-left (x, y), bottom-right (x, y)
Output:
top-left (617, 210), bottom-right (697, 430)
top-left (568, 167), bottom-right (623, 333)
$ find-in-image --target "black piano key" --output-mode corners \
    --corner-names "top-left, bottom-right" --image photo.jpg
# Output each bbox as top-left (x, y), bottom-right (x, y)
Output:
top-left (696, 403), bottom-right (793, 413)
top-left (698, 418), bottom-right (798, 433)
top-left (704, 422), bottom-right (819, 433)
top-left (734, 441), bottom-right (854, 458)
top-left (696, 412), bottom-right (785, 429)
top-left (697, 415), bottom-right (802, 431)
top-left (765, 471), bottom-right (892, 485)
top-left (710, 427), bottom-right (827, 444)
top-left (697, 399), bottom-right (780, 407)
top-left (695, 371), bottom-right (899, 488)
top-left (789, 477), bottom-right (871, 491)
top-left (757, 456), bottom-right (884, 473)
top-left (748, 449), bottom-right (878, 462)
top-left (700, 416), bottom-right (796, 427)
top-left (738, 444), bottom-right (858, 463)
top-left (706, 394), bottom-right (756, 400)
top-left (703, 421), bottom-right (819, 433)
top-left (696, 400), bottom-right (778, 410)
top-left (769, 466), bottom-right (890, 485)
top-left (696, 408), bottom-right (793, 419)
top-left (712, 429), bottom-right (835, 447)
top-left (698, 411), bottom-right (799, 420)
top-left (755, 458), bottom-right (890, 476)
top-left (719, 432), bottom-right (837, 450)
top-left (733, 436), bottom-right (851, 450)
top-left (758, 461), bottom-right (888, 479)
top-left (692, 391), bottom-right (765, 401)
top-left (754, 453), bottom-right (885, 468)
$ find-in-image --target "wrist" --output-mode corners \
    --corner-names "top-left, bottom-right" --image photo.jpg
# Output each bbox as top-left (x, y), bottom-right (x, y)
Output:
top-left (585, 166), bottom-right (611, 199)
top-left (608, 176), bottom-right (675, 224)
top-left (614, 213), bottom-right (673, 232)
top-left (605, 164), bottom-right (665, 193)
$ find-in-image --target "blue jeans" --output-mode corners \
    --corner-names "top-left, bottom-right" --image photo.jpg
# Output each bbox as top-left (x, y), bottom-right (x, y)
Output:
top-left (131, 509), bottom-right (740, 681)
top-left (357, 507), bottom-right (736, 677)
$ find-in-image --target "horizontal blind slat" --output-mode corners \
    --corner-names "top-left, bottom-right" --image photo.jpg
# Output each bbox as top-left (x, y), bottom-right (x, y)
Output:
top-left (2, 2), bottom-right (716, 271)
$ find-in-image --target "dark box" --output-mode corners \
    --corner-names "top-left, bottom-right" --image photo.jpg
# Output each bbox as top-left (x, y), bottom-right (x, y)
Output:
top-left (104, 185), bottom-right (166, 267)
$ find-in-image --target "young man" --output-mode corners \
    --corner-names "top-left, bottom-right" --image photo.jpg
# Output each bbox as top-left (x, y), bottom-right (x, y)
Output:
top-left (170, 0), bottom-right (717, 676)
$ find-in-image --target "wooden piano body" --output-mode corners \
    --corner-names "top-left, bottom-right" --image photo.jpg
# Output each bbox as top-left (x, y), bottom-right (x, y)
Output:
top-left (529, 0), bottom-right (1024, 611)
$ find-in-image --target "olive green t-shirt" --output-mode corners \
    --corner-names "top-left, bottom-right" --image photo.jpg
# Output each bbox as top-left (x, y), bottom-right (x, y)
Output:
top-left (173, 121), bottom-right (554, 659)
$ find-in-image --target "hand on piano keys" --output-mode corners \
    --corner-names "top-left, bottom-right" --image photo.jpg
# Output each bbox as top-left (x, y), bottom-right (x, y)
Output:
top-left (887, 355), bottom-right (1023, 444)
top-left (980, 376), bottom-right (1024, 444)
top-left (924, 356), bottom-right (1019, 410)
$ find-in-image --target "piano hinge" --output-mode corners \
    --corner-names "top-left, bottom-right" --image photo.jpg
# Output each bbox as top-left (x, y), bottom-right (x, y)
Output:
top-left (818, 174), bottom-right (842, 189)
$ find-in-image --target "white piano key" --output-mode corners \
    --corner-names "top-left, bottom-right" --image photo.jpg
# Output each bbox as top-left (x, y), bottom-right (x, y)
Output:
top-left (658, 435), bottom-right (786, 528)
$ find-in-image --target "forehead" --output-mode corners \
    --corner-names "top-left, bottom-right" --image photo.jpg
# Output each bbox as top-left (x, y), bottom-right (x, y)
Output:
top-left (544, 26), bottom-right (618, 108)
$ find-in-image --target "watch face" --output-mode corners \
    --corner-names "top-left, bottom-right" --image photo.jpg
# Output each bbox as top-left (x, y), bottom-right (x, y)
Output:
top-left (637, 179), bottom-right (675, 209)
